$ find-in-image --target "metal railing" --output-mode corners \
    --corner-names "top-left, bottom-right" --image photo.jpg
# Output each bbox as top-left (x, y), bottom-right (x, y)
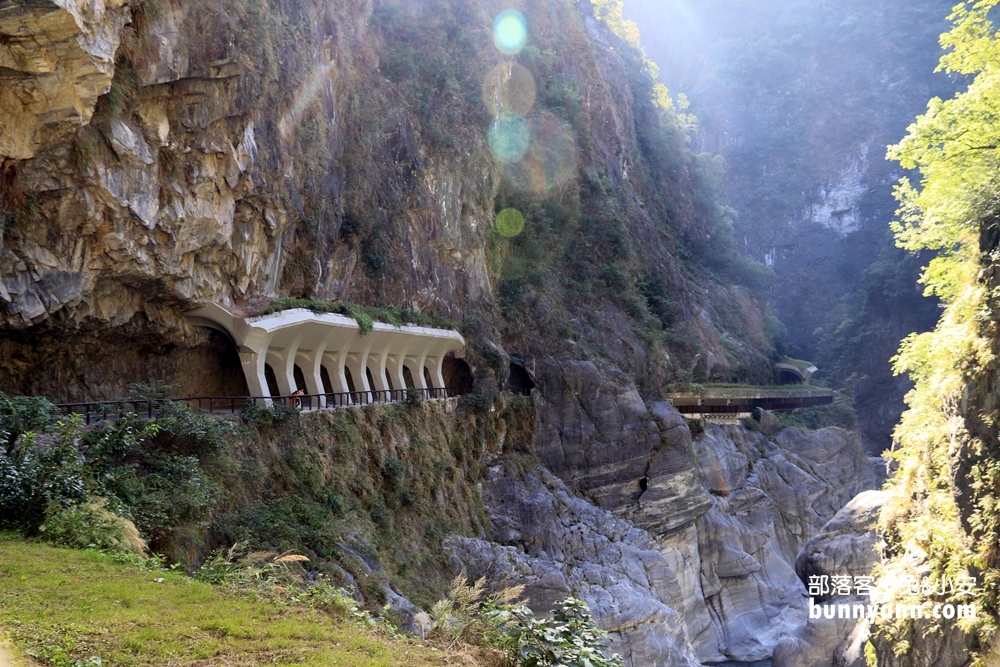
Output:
top-left (54, 386), bottom-right (465, 424)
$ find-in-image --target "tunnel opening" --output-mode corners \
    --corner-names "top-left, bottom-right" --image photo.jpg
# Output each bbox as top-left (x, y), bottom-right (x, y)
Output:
top-left (345, 367), bottom-right (357, 393)
top-left (423, 366), bottom-right (433, 388)
top-left (384, 368), bottom-right (395, 391)
top-left (443, 352), bottom-right (474, 395)
top-left (508, 362), bottom-right (535, 396)
top-left (366, 367), bottom-right (376, 393)
top-left (403, 365), bottom-right (415, 389)
top-left (320, 365), bottom-right (333, 394)
top-left (293, 364), bottom-right (307, 392)
top-left (264, 363), bottom-right (280, 397)
top-left (639, 477), bottom-right (648, 492)
top-left (776, 369), bottom-right (804, 385)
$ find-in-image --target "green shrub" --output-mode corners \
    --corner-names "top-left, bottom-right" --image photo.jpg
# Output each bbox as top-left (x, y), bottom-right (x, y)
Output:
top-left (458, 394), bottom-right (492, 414)
top-left (405, 387), bottom-right (424, 407)
top-left (0, 416), bottom-right (88, 533)
top-left (0, 392), bottom-right (55, 453)
top-left (240, 400), bottom-right (299, 429)
top-left (429, 578), bottom-right (622, 667)
top-left (41, 497), bottom-right (147, 554)
top-left (149, 401), bottom-right (231, 457)
top-left (490, 597), bottom-right (624, 667)
top-left (685, 418), bottom-right (705, 438)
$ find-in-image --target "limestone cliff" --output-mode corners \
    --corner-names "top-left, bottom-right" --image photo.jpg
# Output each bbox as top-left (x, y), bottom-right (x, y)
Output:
top-left (0, 0), bottom-right (776, 403)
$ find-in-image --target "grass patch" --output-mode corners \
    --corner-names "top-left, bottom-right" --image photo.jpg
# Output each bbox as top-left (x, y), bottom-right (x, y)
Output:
top-left (0, 535), bottom-right (449, 667)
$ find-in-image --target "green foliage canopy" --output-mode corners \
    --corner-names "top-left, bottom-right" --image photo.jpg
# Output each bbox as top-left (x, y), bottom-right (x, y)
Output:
top-left (879, 1), bottom-right (1000, 658)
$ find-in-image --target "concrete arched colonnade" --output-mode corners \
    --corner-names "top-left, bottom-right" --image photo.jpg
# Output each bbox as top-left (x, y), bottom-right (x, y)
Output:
top-left (187, 303), bottom-right (466, 405)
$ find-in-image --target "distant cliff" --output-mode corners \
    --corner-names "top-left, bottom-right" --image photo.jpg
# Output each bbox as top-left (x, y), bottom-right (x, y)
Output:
top-left (622, 0), bottom-right (957, 452)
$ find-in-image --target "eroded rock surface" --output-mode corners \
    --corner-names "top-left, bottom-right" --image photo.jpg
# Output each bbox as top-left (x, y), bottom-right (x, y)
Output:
top-left (0, 0), bottom-right (128, 160)
top-left (532, 358), bottom-right (714, 533)
top-left (772, 490), bottom-right (887, 667)
top-left (445, 466), bottom-right (702, 667)
top-left (456, 392), bottom-right (880, 665)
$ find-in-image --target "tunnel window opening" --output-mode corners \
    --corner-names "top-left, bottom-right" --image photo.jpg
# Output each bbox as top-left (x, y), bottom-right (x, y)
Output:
top-left (639, 477), bottom-right (648, 492)
top-left (423, 367), bottom-right (433, 388)
top-left (508, 363), bottom-right (535, 396)
top-left (384, 369), bottom-right (394, 391)
top-left (264, 363), bottom-right (280, 397)
top-left (777, 370), bottom-right (804, 385)
top-left (366, 367), bottom-right (376, 393)
top-left (443, 353), bottom-right (474, 395)
top-left (345, 367), bottom-right (357, 393)
top-left (293, 364), bottom-right (307, 392)
top-left (320, 365), bottom-right (333, 394)
top-left (403, 366), bottom-right (415, 389)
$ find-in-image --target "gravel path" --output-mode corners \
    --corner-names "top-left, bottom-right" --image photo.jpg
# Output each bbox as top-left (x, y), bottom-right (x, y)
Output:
top-left (0, 638), bottom-right (32, 667)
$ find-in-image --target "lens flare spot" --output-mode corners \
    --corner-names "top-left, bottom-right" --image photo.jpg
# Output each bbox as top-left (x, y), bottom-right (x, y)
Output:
top-left (488, 113), bottom-right (531, 162)
top-left (483, 63), bottom-right (536, 116)
top-left (496, 208), bottom-right (525, 237)
top-left (503, 112), bottom-right (578, 194)
top-left (493, 9), bottom-right (528, 55)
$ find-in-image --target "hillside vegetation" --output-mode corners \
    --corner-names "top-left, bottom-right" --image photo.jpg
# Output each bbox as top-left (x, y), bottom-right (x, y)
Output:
top-left (0, 393), bottom-right (532, 610)
top-left (874, 2), bottom-right (1000, 663)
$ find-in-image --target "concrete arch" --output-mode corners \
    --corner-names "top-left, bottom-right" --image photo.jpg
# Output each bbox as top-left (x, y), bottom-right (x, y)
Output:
top-left (774, 362), bottom-right (817, 385)
top-left (187, 303), bottom-right (466, 406)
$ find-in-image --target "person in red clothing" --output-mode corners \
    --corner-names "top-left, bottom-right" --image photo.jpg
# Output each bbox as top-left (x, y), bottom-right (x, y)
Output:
top-left (290, 388), bottom-right (305, 408)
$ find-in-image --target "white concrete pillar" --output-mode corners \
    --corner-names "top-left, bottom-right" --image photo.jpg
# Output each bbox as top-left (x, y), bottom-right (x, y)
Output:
top-left (273, 331), bottom-right (304, 397)
top-left (368, 348), bottom-right (391, 394)
top-left (301, 329), bottom-right (338, 407)
top-left (407, 339), bottom-right (435, 391)
top-left (429, 354), bottom-right (446, 391)
top-left (323, 329), bottom-right (359, 406)
top-left (265, 351), bottom-right (289, 396)
top-left (345, 354), bottom-right (370, 391)
top-left (387, 335), bottom-right (414, 395)
top-left (329, 347), bottom-right (353, 403)
top-left (239, 350), bottom-right (270, 401)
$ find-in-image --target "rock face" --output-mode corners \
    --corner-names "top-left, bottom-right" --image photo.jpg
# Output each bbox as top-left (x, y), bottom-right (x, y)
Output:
top-left (452, 392), bottom-right (881, 665)
top-left (532, 358), bottom-right (714, 533)
top-left (0, 2), bottom-right (882, 664)
top-left (772, 490), bottom-right (887, 667)
top-left (795, 489), bottom-right (886, 601)
top-left (445, 466), bottom-right (702, 667)
top-left (0, 0), bottom-right (776, 402)
top-left (0, 0), bottom-right (128, 160)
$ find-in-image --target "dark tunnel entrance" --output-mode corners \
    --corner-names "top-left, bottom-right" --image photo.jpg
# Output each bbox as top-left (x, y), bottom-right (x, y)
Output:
top-left (443, 352), bottom-right (474, 396)
top-left (508, 363), bottom-right (535, 396)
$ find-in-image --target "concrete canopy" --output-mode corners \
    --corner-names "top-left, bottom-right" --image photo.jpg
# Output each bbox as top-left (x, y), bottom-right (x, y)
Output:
top-left (774, 362), bottom-right (818, 385)
top-left (187, 303), bottom-right (466, 405)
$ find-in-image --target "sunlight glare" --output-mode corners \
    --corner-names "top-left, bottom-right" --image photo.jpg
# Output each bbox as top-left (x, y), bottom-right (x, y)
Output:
top-left (488, 113), bottom-right (531, 162)
top-left (496, 208), bottom-right (526, 237)
top-left (493, 9), bottom-right (528, 55)
top-left (482, 63), bottom-right (536, 117)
